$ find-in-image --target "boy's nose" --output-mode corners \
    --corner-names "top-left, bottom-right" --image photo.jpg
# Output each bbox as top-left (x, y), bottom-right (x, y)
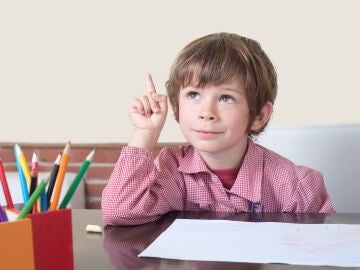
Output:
top-left (199, 111), bottom-right (216, 121)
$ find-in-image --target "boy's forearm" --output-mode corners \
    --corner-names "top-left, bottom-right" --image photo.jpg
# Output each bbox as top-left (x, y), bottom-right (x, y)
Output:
top-left (128, 128), bottom-right (161, 150)
top-left (102, 146), bottom-right (179, 225)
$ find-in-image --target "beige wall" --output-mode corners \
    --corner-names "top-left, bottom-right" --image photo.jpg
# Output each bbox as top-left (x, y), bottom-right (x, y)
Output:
top-left (1, 0), bottom-right (359, 143)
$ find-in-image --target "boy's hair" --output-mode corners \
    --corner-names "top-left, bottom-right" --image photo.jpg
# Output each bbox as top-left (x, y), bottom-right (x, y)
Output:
top-left (165, 32), bottom-right (277, 137)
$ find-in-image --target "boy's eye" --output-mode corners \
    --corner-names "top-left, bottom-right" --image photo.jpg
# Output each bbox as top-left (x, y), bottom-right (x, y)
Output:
top-left (220, 95), bottom-right (235, 103)
top-left (186, 91), bottom-right (200, 100)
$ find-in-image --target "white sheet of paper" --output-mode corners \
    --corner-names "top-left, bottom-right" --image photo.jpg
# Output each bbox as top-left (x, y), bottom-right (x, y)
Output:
top-left (139, 219), bottom-right (360, 267)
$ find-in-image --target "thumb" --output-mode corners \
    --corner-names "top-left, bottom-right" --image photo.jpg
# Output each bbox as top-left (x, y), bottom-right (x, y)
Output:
top-left (158, 94), bottom-right (168, 112)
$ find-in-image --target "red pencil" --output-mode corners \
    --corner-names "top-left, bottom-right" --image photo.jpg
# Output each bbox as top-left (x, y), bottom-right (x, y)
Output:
top-left (0, 158), bottom-right (14, 209)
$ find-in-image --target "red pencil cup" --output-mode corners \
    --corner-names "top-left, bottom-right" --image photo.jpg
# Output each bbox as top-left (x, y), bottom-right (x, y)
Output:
top-left (28, 208), bottom-right (74, 270)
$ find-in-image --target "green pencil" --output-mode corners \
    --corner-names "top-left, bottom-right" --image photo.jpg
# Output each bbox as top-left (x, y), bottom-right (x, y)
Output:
top-left (59, 148), bottom-right (96, 209)
top-left (17, 173), bottom-right (51, 220)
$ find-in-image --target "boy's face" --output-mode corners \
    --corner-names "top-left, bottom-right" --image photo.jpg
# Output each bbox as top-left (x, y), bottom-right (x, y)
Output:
top-left (178, 77), bottom-right (251, 157)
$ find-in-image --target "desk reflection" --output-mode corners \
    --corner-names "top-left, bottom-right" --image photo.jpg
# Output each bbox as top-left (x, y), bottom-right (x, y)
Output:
top-left (102, 212), bottom-right (330, 270)
top-left (103, 212), bottom-right (176, 270)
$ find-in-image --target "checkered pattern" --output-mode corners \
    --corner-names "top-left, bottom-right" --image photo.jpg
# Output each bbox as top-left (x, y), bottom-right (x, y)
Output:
top-left (102, 140), bottom-right (334, 225)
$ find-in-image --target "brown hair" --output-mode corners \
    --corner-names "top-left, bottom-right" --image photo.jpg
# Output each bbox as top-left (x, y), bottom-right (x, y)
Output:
top-left (165, 32), bottom-right (277, 137)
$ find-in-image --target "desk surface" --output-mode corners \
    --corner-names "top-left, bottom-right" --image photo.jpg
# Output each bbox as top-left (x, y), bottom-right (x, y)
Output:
top-left (71, 210), bottom-right (360, 270)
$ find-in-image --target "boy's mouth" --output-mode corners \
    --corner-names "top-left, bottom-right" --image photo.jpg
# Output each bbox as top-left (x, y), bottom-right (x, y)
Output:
top-left (194, 130), bottom-right (222, 137)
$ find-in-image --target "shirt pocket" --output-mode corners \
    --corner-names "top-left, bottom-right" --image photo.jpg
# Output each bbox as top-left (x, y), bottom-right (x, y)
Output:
top-left (229, 195), bottom-right (252, 212)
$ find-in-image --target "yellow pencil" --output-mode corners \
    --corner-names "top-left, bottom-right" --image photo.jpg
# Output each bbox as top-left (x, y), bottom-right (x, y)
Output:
top-left (15, 144), bottom-right (31, 187)
top-left (50, 141), bottom-right (71, 211)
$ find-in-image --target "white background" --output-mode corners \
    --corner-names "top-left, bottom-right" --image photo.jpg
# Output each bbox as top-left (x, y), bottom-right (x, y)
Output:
top-left (1, 0), bottom-right (359, 143)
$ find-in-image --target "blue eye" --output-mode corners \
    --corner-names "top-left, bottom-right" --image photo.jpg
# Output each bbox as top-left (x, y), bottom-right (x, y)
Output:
top-left (220, 95), bottom-right (235, 103)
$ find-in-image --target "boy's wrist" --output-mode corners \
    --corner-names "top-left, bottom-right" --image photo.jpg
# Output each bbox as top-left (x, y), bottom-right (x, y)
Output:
top-left (128, 128), bottom-right (160, 150)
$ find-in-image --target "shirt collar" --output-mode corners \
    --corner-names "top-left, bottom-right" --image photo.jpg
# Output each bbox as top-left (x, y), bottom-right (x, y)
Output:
top-left (178, 146), bottom-right (209, 173)
top-left (231, 139), bottom-right (264, 203)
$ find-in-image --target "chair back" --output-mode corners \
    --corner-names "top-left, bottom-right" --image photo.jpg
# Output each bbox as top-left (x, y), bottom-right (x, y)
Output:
top-left (256, 124), bottom-right (360, 213)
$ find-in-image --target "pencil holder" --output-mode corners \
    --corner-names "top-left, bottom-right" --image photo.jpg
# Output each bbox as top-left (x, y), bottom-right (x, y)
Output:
top-left (28, 208), bottom-right (74, 270)
top-left (0, 218), bottom-right (36, 270)
top-left (0, 208), bottom-right (73, 270)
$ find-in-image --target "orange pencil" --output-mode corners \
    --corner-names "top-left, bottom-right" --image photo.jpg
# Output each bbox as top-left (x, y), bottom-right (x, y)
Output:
top-left (50, 141), bottom-right (71, 210)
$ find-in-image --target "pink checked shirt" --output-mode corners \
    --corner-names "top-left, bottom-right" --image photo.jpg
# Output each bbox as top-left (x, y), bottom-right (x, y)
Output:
top-left (102, 140), bottom-right (334, 225)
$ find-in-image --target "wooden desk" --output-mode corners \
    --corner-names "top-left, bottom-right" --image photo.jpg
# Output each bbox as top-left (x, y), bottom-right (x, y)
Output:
top-left (71, 210), bottom-right (360, 270)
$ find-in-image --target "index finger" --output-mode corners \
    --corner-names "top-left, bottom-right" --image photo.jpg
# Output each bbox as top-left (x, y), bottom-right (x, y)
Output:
top-left (145, 73), bottom-right (157, 94)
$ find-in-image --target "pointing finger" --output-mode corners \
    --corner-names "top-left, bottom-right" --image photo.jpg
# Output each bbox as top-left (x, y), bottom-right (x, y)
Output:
top-left (145, 73), bottom-right (161, 113)
top-left (146, 73), bottom-right (157, 94)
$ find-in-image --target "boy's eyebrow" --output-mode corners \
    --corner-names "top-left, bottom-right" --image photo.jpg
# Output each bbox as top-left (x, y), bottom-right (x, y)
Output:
top-left (184, 79), bottom-right (245, 93)
top-left (221, 86), bottom-right (239, 91)
top-left (219, 86), bottom-right (244, 94)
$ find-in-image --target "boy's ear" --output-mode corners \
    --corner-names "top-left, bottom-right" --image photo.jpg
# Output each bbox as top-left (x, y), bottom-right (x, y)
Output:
top-left (170, 101), bottom-right (180, 122)
top-left (250, 102), bottom-right (273, 131)
top-left (171, 102), bottom-right (177, 114)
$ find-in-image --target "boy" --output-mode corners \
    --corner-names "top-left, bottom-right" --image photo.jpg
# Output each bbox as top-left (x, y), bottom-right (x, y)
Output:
top-left (102, 33), bottom-right (334, 226)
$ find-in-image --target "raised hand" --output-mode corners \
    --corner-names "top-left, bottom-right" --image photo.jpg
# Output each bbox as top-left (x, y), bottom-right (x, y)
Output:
top-left (128, 73), bottom-right (168, 149)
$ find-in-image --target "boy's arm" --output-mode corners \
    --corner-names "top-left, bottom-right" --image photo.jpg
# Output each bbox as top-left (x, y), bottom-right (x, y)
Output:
top-left (128, 73), bottom-right (168, 150)
top-left (285, 168), bottom-right (335, 213)
top-left (101, 146), bottom-right (184, 226)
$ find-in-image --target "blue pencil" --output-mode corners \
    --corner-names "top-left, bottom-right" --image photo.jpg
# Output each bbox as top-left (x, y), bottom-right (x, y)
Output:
top-left (14, 146), bottom-right (29, 204)
top-left (40, 189), bottom-right (47, 211)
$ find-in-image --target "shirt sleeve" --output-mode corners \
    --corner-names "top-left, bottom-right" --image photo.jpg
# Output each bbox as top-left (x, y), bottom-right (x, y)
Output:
top-left (284, 166), bottom-right (335, 213)
top-left (101, 146), bottom-right (185, 225)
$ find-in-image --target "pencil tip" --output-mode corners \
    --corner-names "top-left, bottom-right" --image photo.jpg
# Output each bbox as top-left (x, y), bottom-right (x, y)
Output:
top-left (55, 154), bottom-right (62, 163)
top-left (63, 141), bottom-right (71, 154)
top-left (87, 148), bottom-right (96, 161)
top-left (32, 152), bottom-right (38, 162)
top-left (14, 143), bottom-right (22, 153)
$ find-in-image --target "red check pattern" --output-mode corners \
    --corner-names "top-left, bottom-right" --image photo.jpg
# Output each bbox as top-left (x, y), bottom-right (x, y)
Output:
top-left (102, 140), bottom-right (335, 225)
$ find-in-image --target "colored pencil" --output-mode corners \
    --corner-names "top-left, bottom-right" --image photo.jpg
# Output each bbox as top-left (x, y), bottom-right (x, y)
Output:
top-left (0, 206), bottom-right (8, 222)
top-left (50, 141), bottom-right (71, 211)
top-left (46, 153), bottom-right (61, 209)
top-left (29, 152), bottom-right (38, 213)
top-left (0, 159), bottom-right (14, 208)
top-left (17, 173), bottom-right (51, 220)
top-left (40, 189), bottom-right (47, 211)
top-left (14, 146), bottom-right (29, 204)
top-left (59, 148), bottom-right (96, 209)
top-left (15, 144), bottom-right (31, 187)
top-left (29, 152), bottom-right (38, 196)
